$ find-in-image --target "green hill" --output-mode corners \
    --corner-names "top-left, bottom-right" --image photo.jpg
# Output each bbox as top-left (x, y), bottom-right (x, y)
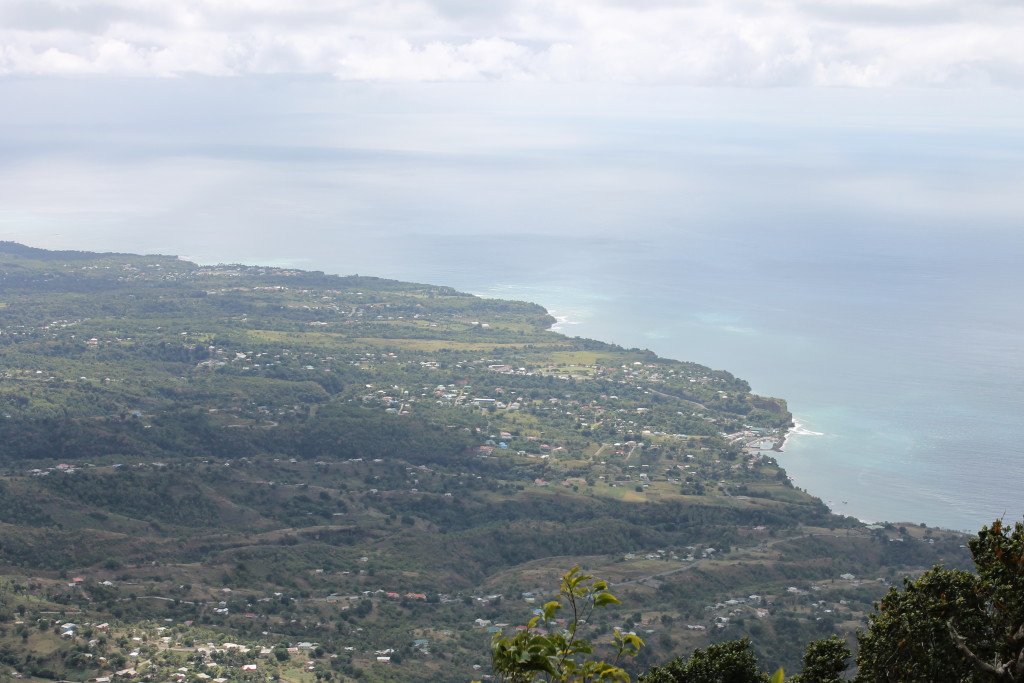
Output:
top-left (0, 243), bottom-right (969, 682)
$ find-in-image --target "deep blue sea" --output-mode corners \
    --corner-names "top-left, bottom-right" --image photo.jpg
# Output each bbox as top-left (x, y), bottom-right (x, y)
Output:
top-left (223, 227), bottom-right (1024, 533)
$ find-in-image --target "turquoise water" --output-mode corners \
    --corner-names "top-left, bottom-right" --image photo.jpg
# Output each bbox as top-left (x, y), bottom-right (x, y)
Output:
top-left (261, 230), bottom-right (1024, 533)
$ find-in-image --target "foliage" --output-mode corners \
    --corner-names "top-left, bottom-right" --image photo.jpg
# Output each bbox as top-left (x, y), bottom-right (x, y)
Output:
top-left (788, 636), bottom-right (849, 683)
top-left (489, 567), bottom-right (644, 682)
top-left (638, 638), bottom-right (771, 683)
top-left (855, 519), bottom-right (1024, 683)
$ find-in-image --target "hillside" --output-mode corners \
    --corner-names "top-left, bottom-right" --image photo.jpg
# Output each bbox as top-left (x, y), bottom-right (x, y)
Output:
top-left (0, 242), bottom-right (969, 682)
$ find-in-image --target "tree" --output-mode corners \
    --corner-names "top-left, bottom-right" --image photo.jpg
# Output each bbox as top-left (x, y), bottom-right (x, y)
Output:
top-left (855, 519), bottom-right (1024, 683)
top-left (854, 567), bottom-right (984, 682)
top-left (790, 636), bottom-right (850, 683)
top-left (638, 638), bottom-right (771, 683)
top-left (487, 566), bottom-right (644, 682)
top-left (959, 518), bottom-right (1024, 681)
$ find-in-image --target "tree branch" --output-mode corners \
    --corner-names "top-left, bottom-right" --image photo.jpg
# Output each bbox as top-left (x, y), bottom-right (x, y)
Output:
top-left (1010, 622), bottom-right (1024, 679)
top-left (948, 621), bottom-right (1013, 681)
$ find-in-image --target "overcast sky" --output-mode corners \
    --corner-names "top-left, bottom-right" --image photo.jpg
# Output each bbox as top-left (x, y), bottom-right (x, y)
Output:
top-left (1, 1), bottom-right (1022, 272)
top-left (2, 0), bottom-right (1024, 86)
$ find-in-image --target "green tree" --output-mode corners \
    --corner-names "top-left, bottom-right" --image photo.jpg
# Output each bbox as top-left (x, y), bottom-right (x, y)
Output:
top-left (639, 638), bottom-right (770, 683)
top-left (790, 636), bottom-right (850, 683)
top-left (488, 566), bottom-right (644, 682)
top-left (854, 568), bottom-right (983, 682)
top-left (855, 519), bottom-right (1024, 683)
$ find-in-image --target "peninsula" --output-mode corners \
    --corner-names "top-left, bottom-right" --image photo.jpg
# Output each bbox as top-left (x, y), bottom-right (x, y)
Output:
top-left (0, 242), bottom-right (969, 682)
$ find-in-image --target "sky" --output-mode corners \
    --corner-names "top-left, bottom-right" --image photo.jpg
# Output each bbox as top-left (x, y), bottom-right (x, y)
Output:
top-left (1, 0), bottom-right (1022, 265)
top-left (2, 0), bottom-right (1024, 86)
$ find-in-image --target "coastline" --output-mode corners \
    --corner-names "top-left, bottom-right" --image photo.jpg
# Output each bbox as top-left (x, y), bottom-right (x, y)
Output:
top-left (548, 312), bottom-right (577, 333)
top-left (540, 306), bottom-right (588, 334)
top-left (769, 420), bottom-right (859, 520)
top-left (770, 421), bottom-right (888, 527)
top-left (772, 419), bottom-right (820, 453)
top-left (473, 284), bottom-right (1012, 533)
top-left (772, 427), bottom-right (789, 452)
top-left (777, 420), bottom-right (824, 450)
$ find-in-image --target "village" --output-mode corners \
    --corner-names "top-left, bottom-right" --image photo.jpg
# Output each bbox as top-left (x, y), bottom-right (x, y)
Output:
top-left (2, 542), bottom-right (906, 683)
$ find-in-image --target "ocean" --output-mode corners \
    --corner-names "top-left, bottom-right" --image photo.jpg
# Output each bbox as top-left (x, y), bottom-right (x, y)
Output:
top-left (5, 79), bottom-right (1023, 533)
top-left (238, 227), bottom-right (1024, 534)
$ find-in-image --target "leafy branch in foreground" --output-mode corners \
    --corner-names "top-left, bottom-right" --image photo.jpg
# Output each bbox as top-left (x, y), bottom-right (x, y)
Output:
top-left (855, 518), bottom-right (1024, 683)
top-left (488, 566), bottom-right (644, 682)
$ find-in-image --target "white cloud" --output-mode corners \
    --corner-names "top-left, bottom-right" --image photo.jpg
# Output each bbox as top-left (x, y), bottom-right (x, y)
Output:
top-left (0, 0), bottom-right (1023, 85)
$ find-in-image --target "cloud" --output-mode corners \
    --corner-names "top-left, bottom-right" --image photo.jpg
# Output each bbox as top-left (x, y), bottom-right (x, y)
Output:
top-left (1, 0), bottom-right (1023, 85)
